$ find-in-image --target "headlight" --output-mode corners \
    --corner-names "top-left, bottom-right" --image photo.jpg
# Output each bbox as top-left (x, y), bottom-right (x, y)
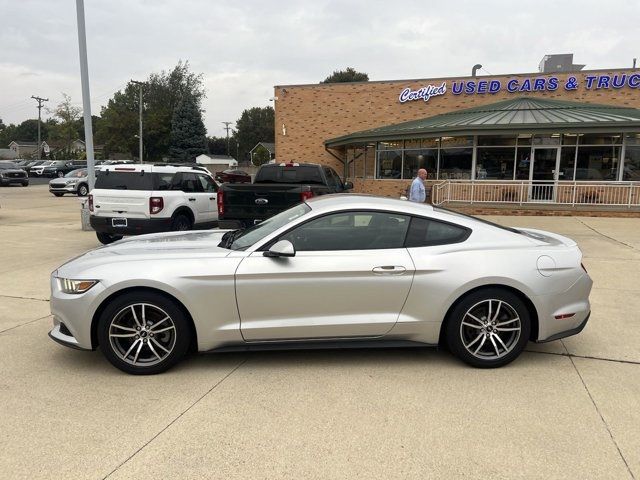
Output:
top-left (57, 278), bottom-right (98, 294)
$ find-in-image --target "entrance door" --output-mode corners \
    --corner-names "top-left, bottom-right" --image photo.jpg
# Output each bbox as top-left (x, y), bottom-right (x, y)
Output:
top-left (530, 148), bottom-right (559, 201)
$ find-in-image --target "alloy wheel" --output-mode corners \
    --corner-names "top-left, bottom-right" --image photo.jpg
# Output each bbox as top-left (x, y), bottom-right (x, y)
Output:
top-left (108, 303), bottom-right (177, 367)
top-left (459, 299), bottom-right (521, 360)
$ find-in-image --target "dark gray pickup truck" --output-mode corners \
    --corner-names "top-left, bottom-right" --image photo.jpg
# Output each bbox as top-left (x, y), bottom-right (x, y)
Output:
top-left (217, 162), bottom-right (352, 228)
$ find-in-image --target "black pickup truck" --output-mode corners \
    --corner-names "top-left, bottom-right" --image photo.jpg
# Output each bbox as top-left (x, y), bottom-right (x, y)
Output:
top-left (217, 162), bottom-right (352, 228)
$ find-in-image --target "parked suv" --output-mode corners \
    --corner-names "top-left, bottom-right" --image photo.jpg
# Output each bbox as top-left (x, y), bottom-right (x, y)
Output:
top-left (49, 168), bottom-right (90, 196)
top-left (41, 160), bottom-right (86, 178)
top-left (89, 164), bottom-right (219, 244)
top-left (0, 162), bottom-right (29, 186)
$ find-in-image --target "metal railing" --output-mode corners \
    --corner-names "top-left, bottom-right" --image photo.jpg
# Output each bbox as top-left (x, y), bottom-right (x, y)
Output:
top-left (432, 180), bottom-right (640, 208)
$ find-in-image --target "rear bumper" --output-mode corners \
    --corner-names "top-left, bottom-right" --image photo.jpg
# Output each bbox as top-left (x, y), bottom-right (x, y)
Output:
top-left (90, 215), bottom-right (173, 235)
top-left (537, 312), bottom-right (590, 343)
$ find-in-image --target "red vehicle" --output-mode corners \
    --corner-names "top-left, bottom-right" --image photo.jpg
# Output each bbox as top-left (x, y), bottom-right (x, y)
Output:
top-left (215, 169), bottom-right (251, 183)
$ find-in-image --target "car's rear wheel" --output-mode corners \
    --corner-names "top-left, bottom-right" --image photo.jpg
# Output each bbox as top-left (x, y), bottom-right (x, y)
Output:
top-left (96, 232), bottom-right (123, 244)
top-left (97, 291), bottom-right (191, 374)
top-left (77, 184), bottom-right (88, 196)
top-left (171, 214), bottom-right (192, 231)
top-left (446, 288), bottom-right (530, 368)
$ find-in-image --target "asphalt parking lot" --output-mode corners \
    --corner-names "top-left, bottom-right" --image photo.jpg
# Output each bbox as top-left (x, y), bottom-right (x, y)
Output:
top-left (1, 184), bottom-right (639, 480)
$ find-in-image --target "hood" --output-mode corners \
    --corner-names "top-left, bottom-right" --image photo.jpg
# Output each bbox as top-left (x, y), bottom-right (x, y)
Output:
top-left (56, 230), bottom-right (233, 276)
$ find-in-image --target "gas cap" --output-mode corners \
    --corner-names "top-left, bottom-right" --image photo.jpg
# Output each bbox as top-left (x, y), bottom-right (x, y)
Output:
top-left (537, 255), bottom-right (556, 277)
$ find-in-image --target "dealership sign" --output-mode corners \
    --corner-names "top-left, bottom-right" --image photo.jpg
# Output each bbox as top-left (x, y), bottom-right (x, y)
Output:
top-left (399, 73), bottom-right (640, 103)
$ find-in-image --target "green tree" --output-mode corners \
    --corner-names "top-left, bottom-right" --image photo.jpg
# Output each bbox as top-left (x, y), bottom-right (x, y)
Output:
top-left (47, 94), bottom-right (83, 157)
top-left (234, 106), bottom-right (274, 162)
top-left (207, 136), bottom-right (232, 155)
top-left (320, 67), bottom-right (369, 84)
top-left (96, 61), bottom-right (206, 161)
top-left (168, 94), bottom-right (207, 161)
top-left (251, 144), bottom-right (272, 166)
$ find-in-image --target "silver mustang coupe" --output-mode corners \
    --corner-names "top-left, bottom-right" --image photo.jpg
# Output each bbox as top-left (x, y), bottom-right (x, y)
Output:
top-left (49, 195), bottom-right (592, 374)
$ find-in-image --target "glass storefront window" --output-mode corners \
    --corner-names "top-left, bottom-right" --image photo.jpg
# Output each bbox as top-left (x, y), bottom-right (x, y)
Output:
top-left (532, 134), bottom-right (561, 145)
top-left (559, 147), bottom-right (577, 180)
top-left (376, 149), bottom-right (403, 179)
top-left (404, 149), bottom-right (437, 179)
top-left (477, 135), bottom-right (517, 146)
top-left (575, 146), bottom-right (620, 180)
top-left (423, 138), bottom-right (440, 148)
top-left (622, 147), bottom-right (640, 181)
top-left (516, 135), bottom-right (532, 146)
top-left (476, 147), bottom-right (516, 179)
top-left (440, 136), bottom-right (473, 147)
top-left (579, 134), bottom-right (622, 145)
top-left (378, 141), bottom-right (403, 150)
top-left (439, 148), bottom-right (472, 179)
top-left (625, 133), bottom-right (640, 146)
top-left (404, 140), bottom-right (421, 149)
top-left (562, 134), bottom-right (578, 145)
top-left (515, 147), bottom-right (532, 179)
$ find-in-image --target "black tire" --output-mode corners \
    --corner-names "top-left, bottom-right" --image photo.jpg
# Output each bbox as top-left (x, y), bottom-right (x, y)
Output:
top-left (96, 232), bottom-right (124, 244)
top-left (171, 213), bottom-right (192, 231)
top-left (97, 291), bottom-right (191, 375)
top-left (446, 288), bottom-right (531, 368)
top-left (22, 181), bottom-right (29, 187)
top-left (53, 192), bottom-right (64, 197)
top-left (77, 183), bottom-right (88, 196)
top-left (57, 170), bottom-right (65, 178)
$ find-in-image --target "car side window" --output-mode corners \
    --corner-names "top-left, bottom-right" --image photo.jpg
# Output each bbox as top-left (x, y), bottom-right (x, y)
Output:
top-left (280, 211), bottom-right (410, 251)
top-left (198, 174), bottom-right (218, 192)
top-left (178, 173), bottom-right (203, 193)
top-left (404, 217), bottom-right (471, 247)
top-left (329, 168), bottom-right (344, 191)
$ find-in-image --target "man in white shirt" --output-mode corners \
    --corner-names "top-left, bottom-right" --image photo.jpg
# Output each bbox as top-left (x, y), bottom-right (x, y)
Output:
top-left (409, 168), bottom-right (428, 203)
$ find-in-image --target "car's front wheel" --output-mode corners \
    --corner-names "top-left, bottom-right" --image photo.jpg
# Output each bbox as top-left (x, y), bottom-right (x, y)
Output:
top-left (77, 184), bottom-right (88, 196)
top-left (97, 291), bottom-right (192, 374)
top-left (53, 192), bottom-right (64, 197)
top-left (57, 171), bottom-right (65, 178)
top-left (96, 232), bottom-right (123, 244)
top-left (446, 288), bottom-right (530, 368)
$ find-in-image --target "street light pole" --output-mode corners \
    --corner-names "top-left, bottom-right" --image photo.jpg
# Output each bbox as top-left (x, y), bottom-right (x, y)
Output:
top-left (75, 0), bottom-right (95, 190)
top-left (131, 80), bottom-right (144, 164)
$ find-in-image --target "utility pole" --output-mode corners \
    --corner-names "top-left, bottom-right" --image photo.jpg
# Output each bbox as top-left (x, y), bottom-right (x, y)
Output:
top-left (131, 80), bottom-right (144, 164)
top-left (31, 96), bottom-right (48, 159)
top-left (222, 121), bottom-right (232, 156)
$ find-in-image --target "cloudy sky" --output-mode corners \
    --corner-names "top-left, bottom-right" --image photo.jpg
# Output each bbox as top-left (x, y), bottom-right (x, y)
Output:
top-left (1, 0), bottom-right (639, 137)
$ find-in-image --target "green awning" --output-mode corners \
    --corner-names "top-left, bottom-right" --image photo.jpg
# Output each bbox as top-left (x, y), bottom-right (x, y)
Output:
top-left (325, 97), bottom-right (640, 147)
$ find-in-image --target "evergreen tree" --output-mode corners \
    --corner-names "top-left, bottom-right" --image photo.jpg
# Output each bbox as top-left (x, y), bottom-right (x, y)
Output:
top-left (168, 93), bottom-right (207, 161)
top-left (321, 67), bottom-right (369, 84)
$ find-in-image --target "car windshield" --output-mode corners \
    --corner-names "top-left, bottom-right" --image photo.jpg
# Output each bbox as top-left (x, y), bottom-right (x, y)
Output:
top-left (65, 169), bottom-right (87, 178)
top-left (227, 203), bottom-right (312, 251)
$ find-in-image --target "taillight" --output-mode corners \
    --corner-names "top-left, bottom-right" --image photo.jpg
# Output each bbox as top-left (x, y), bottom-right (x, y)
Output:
top-left (88, 194), bottom-right (94, 212)
top-left (300, 190), bottom-right (314, 201)
top-left (149, 197), bottom-right (164, 215)
top-left (217, 191), bottom-right (224, 216)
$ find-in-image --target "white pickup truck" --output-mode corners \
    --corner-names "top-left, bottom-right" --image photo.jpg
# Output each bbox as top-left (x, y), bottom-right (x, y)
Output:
top-left (89, 164), bottom-right (219, 244)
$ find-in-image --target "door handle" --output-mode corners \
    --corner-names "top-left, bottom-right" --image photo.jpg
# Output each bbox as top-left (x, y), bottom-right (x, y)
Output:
top-left (372, 265), bottom-right (406, 275)
top-left (209, 197), bottom-right (215, 200)
top-left (188, 198), bottom-right (196, 202)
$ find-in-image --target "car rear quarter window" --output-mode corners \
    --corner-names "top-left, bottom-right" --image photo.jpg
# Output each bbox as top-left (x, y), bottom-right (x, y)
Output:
top-left (95, 171), bottom-right (159, 190)
top-left (405, 217), bottom-right (471, 247)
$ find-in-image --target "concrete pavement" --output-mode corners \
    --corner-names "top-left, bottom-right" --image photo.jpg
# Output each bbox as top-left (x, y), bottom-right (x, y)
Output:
top-left (0, 184), bottom-right (638, 479)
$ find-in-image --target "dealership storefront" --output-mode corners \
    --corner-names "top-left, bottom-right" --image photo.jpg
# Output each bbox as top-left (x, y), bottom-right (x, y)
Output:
top-left (273, 69), bottom-right (640, 207)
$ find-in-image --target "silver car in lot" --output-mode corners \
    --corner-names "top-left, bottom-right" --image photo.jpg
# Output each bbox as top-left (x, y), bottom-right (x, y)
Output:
top-left (49, 195), bottom-right (592, 374)
top-left (49, 168), bottom-right (90, 197)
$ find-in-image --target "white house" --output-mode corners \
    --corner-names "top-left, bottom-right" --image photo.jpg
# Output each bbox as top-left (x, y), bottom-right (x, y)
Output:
top-left (195, 154), bottom-right (238, 170)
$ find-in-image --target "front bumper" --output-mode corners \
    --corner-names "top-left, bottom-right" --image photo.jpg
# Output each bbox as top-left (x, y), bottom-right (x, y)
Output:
top-left (0, 176), bottom-right (28, 185)
top-left (49, 183), bottom-right (78, 193)
top-left (48, 322), bottom-right (92, 350)
top-left (90, 215), bottom-right (173, 236)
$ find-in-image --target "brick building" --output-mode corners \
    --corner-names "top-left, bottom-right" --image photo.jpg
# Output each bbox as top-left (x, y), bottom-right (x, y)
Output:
top-left (273, 66), bottom-right (640, 208)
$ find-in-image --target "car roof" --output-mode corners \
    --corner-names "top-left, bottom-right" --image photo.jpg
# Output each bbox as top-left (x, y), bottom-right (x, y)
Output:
top-left (98, 164), bottom-right (209, 174)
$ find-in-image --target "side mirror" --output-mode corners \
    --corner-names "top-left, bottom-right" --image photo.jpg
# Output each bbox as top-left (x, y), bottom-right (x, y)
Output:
top-left (344, 181), bottom-right (354, 190)
top-left (263, 240), bottom-right (296, 258)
